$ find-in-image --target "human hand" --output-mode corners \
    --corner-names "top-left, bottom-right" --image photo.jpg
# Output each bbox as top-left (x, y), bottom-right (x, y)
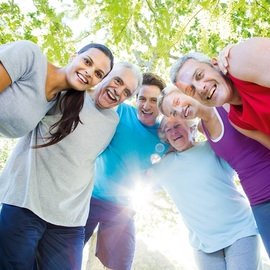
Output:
top-left (216, 44), bottom-right (234, 75)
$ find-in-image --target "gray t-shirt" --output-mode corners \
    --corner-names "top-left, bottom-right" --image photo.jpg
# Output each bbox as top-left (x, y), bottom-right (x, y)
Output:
top-left (0, 40), bottom-right (55, 138)
top-left (0, 94), bottom-right (119, 226)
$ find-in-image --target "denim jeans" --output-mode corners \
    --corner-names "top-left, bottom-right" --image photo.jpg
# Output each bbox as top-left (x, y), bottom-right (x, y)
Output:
top-left (0, 204), bottom-right (84, 270)
top-left (252, 200), bottom-right (270, 257)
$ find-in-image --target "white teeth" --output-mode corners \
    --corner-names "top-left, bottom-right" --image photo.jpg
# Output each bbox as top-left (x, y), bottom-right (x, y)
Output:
top-left (77, 73), bottom-right (87, 84)
top-left (142, 110), bottom-right (152, 115)
top-left (184, 105), bottom-right (189, 117)
top-left (207, 85), bottom-right (216, 100)
top-left (107, 89), bottom-right (120, 102)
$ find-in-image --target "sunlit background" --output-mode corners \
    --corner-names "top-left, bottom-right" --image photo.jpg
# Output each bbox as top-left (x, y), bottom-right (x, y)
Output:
top-left (2, 0), bottom-right (270, 269)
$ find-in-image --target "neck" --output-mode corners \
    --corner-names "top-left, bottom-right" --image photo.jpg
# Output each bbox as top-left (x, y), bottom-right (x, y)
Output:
top-left (45, 63), bottom-right (66, 101)
top-left (226, 76), bottom-right (242, 105)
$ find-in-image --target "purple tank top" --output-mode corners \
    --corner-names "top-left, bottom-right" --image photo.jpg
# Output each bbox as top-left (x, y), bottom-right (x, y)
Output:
top-left (202, 107), bottom-right (270, 205)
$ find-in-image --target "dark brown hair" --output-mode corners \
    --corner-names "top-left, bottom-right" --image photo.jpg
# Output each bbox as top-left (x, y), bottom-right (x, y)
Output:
top-left (141, 72), bottom-right (166, 92)
top-left (35, 43), bottom-right (114, 148)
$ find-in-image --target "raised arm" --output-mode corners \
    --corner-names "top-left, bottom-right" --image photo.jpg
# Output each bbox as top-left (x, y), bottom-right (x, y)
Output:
top-left (0, 63), bottom-right (12, 93)
top-left (225, 37), bottom-right (270, 87)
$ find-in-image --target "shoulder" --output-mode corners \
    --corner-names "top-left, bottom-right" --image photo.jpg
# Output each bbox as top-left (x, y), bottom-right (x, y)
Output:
top-left (117, 102), bottom-right (136, 117)
top-left (4, 40), bottom-right (41, 53)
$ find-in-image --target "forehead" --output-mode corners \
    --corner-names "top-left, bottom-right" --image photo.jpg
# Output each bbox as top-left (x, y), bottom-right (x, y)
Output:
top-left (111, 66), bottom-right (138, 93)
top-left (81, 48), bottom-right (111, 74)
top-left (176, 59), bottom-right (202, 83)
top-left (138, 85), bottom-right (161, 98)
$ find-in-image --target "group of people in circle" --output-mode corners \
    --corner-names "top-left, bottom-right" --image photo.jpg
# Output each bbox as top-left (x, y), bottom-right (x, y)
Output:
top-left (0, 37), bottom-right (269, 270)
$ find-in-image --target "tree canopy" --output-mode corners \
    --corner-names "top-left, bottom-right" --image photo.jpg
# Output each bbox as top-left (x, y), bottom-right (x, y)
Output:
top-left (1, 0), bottom-right (269, 77)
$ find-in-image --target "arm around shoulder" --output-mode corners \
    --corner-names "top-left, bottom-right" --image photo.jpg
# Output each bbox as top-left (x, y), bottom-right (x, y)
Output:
top-left (227, 37), bottom-right (270, 87)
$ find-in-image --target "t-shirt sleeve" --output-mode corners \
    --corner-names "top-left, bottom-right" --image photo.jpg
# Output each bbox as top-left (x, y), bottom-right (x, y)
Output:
top-left (0, 40), bottom-right (42, 83)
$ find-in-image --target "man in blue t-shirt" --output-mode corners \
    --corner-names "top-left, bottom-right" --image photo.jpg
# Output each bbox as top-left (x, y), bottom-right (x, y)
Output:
top-left (84, 73), bottom-right (167, 270)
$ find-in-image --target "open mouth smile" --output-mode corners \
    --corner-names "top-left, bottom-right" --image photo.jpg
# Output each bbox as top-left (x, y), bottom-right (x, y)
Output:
top-left (107, 88), bottom-right (120, 102)
top-left (77, 72), bottom-right (88, 85)
top-left (206, 85), bottom-right (216, 100)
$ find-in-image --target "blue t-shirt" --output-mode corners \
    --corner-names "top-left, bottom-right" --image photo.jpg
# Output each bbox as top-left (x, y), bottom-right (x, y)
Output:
top-left (92, 103), bottom-right (167, 206)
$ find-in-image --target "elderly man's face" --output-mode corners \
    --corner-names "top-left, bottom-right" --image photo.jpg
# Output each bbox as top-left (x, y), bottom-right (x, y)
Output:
top-left (94, 66), bottom-right (138, 109)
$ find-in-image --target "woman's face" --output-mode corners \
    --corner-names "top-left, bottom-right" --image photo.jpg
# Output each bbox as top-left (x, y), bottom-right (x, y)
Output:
top-left (163, 117), bottom-right (193, 151)
top-left (66, 48), bottom-right (112, 91)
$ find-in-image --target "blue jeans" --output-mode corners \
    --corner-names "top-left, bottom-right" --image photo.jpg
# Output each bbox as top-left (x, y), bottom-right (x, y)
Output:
top-left (252, 200), bottom-right (270, 257)
top-left (194, 235), bottom-right (262, 270)
top-left (0, 204), bottom-right (84, 270)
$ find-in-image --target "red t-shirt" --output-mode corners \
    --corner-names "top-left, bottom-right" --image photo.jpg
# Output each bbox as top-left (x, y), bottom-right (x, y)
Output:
top-left (228, 73), bottom-right (270, 135)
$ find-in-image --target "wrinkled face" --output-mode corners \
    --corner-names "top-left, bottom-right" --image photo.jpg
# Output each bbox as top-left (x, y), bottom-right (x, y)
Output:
top-left (163, 117), bottom-right (193, 151)
top-left (162, 91), bottom-right (199, 120)
top-left (136, 85), bottom-right (161, 126)
top-left (66, 48), bottom-right (111, 91)
top-left (94, 66), bottom-right (138, 109)
top-left (175, 59), bottom-right (233, 106)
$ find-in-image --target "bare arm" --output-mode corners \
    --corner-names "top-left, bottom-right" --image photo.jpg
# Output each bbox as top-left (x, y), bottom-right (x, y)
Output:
top-left (226, 37), bottom-right (270, 87)
top-left (0, 63), bottom-right (12, 93)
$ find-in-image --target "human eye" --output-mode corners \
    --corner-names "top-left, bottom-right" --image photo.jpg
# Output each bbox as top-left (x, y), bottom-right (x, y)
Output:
top-left (195, 70), bottom-right (203, 80)
top-left (151, 98), bottom-right (158, 104)
top-left (113, 77), bottom-right (122, 86)
top-left (84, 57), bottom-right (92, 66)
top-left (95, 70), bottom-right (103, 79)
top-left (124, 88), bottom-right (132, 97)
top-left (138, 96), bottom-right (146, 101)
top-left (170, 110), bottom-right (177, 117)
top-left (165, 128), bottom-right (172, 134)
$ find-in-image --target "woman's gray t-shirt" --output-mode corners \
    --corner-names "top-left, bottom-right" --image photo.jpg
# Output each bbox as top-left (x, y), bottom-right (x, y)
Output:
top-left (0, 95), bottom-right (119, 226)
top-left (0, 40), bottom-right (55, 138)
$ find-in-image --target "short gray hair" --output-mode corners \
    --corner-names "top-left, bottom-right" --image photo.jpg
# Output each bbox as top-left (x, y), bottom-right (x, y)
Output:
top-left (114, 61), bottom-right (143, 96)
top-left (158, 116), bottom-right (198, 145)
top-left (170, 52), bottom-right (212, 83)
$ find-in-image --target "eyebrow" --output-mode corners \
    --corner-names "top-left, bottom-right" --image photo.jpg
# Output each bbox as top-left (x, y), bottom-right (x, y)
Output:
top-left (87, 56), bottom-right (105, 77)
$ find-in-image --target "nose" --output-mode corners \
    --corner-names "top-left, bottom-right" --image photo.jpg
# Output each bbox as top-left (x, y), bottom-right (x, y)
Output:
top-left (85, 66), bottom-right (94, 78)
top-left (143, 100), bottom-right (151, 110)
top-left (114, 85), bottom-right (125, 97)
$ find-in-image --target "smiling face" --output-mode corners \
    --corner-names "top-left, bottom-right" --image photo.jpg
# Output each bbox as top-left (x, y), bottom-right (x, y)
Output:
top-left (66, 48), bottom-right (111, 90)
top-left (161, 89), bottom-right (199, 120)
top-left (136, 84), bottom-right (161, 126)
top-left (175, 59), bottom-right (233, 107)
top-left (163, 117), bottom-right (194, 151)
top-left (94, 65), bottom-right (139, 109)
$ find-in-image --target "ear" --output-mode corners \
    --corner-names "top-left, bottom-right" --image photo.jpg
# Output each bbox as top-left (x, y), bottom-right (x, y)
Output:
top-left (211, 57), bottom-right (218, 67)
